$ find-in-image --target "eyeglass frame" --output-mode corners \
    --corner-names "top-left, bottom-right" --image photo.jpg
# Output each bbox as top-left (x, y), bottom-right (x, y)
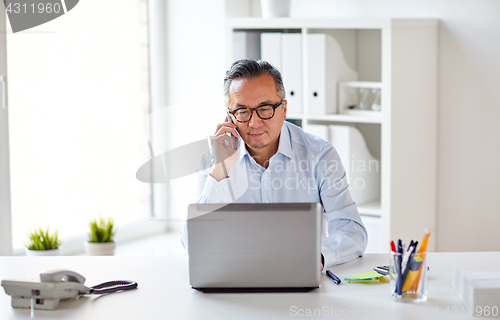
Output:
top-left (227, 100), bottom-right (284, 123)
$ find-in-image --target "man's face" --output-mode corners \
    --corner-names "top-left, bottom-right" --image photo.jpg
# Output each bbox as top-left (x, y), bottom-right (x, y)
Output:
top-left (228, 74), bottom-right (287, 151)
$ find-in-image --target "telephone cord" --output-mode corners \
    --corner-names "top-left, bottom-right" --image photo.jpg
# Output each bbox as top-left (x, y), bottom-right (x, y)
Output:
top-left (88, 280), bottom-right (138, 295)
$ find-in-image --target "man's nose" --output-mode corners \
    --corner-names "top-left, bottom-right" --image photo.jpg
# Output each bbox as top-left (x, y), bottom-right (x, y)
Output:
top-left (248, 110), bottom-right (264, 128)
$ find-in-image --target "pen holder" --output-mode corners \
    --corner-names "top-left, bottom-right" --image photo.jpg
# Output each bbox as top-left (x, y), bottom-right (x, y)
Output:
top-left (390, 251), bottom-right (427, 302)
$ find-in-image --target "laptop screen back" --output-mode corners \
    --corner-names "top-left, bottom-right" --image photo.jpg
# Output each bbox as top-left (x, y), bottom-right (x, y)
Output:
top-left (188, 203), bottom-right (321, 289)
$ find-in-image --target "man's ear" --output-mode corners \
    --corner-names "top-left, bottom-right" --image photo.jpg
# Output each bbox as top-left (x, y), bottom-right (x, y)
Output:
top-left (282, 99), bottom-right (287, 119)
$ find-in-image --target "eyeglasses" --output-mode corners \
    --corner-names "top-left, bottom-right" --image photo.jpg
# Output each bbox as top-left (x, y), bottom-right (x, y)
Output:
top-left (228, 100), bottom-right (283, 123)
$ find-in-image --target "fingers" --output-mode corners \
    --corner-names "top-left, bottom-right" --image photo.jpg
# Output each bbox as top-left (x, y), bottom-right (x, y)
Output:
top-left (215, 123), bottom-right (239, 139)
top-left (211, 134), bottom-right (237, 149)
top-left (215, 121), bottom-right (236, 133)
top-left (211, 134), bottom-right (232, 145)
top-left (209, 134), bottom-right (238, 165)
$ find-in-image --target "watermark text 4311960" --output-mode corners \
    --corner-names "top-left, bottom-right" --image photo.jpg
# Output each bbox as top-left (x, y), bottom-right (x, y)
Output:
top-left (4, 0), bottom-right (79, 33)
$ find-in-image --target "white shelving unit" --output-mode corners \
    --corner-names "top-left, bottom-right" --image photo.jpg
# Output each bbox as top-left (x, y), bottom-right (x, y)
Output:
top-left (288, 113), bottom-right (382, 124)
top-left (227, 18), bottom-right (438, 252)
top-left (358, 199), bottom-right (382, 217)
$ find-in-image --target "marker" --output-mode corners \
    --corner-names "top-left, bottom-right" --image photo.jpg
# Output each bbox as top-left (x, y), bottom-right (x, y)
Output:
top-left (402, 256), bottom-right (424, 292)
top-left (326, 270), bottom-right (341, 285)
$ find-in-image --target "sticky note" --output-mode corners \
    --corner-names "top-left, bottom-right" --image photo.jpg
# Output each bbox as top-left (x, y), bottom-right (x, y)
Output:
top-left (344, 277), bottom-right (380, 282)
top-left (349, 271), bottom-right (384, 280)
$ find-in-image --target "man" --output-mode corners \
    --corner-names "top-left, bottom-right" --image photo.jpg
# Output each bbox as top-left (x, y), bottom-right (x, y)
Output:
top-left (180, 59), bottom-right (367, 269)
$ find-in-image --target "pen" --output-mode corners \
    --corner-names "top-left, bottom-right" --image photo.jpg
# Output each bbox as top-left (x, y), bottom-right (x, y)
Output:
top-left (326, 270), bottom-right (341, 285)
top-left (401, 245), bottom-right (415, 288)
top-left (396, 239), bottom-right (403, 294)
top-left (408, 240), bottom-right (414, 250)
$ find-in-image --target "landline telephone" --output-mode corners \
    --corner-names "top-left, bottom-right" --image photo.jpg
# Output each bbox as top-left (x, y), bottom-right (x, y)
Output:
top-left (1, 269), bottom-right (138, 310)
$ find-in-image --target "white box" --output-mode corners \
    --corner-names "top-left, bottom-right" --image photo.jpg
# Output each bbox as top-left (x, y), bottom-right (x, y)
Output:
top-left (452, 270), bottom-right (500, 316)
top-left (338, 81), bottom-right (383, 117)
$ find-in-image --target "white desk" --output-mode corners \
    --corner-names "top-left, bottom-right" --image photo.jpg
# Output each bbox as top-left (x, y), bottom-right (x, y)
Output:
top-left (1, 252), bottom-right (499, 319)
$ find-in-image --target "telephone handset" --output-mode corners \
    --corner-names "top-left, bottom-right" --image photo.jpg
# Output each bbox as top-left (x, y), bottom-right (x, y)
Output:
top-left (40, 269), bottom-right (86, 284)
top-left (1, 269), bottom-right (137, 310)
top-left (226, 111), bottom-right (239, 150)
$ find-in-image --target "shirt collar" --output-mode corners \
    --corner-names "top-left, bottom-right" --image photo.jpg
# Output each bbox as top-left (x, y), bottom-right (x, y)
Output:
top-left (276, 122), bottom-right (293, 160)
top-left (238, 136), bottom-right (249, 163)
top-left (238, 122), bottom-right (293, 163)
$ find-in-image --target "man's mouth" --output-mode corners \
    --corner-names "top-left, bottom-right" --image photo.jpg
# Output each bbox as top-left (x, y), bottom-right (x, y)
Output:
top-left (249, 132), bottom-right (265, 137)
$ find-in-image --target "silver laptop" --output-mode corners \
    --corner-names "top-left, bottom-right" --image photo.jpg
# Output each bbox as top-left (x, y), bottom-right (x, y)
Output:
top-left (187, 203), bottom-right (322, 292)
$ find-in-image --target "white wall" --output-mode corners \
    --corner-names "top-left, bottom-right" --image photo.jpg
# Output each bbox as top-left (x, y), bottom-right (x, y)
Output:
top-left (0, 2), bottom-right (12, 255)
top-left (288, 0), bottom-right (500, 252)
top-left (163, 0), bottom-right (227, 229)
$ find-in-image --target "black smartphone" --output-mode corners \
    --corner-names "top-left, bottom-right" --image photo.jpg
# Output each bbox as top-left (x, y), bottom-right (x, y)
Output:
top-left (226, 111), bottom-right (238, 150)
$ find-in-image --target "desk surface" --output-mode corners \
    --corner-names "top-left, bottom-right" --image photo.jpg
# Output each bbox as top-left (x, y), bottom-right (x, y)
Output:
top-left (1, 252), bottom-right (499, 320)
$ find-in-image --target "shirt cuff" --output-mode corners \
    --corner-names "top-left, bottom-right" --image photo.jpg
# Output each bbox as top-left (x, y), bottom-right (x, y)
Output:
top-left (321, 245), bottom-right (336, 270)
top-left (200, 174), bottom-right (234, 203)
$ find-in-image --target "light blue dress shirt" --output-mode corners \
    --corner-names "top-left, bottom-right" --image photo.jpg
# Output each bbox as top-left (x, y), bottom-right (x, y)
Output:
top-left (180, 121), bottom-right (367, 268)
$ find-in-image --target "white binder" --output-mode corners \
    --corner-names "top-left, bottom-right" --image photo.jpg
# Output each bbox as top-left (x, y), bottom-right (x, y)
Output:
top-left (260, 33), bottom-right (282, 70)
top-left (307, 34), bottom-right (358, 115)
top-left (328, 125), bottom-right (380, 205)
top-left (281, 33), bottom-right (302, 114)
top-left (233, 32), bottom-right (260, 61)
top-left (303, 124), bottom-right (329, 141)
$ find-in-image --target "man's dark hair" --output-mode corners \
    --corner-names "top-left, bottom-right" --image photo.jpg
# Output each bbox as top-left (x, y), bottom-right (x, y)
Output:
top-left (223, 59), bottom-right (286, 107)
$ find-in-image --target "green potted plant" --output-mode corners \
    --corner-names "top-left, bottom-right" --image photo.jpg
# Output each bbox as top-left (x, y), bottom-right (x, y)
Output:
top-left (25, 228), bottom-right (61, 256)
top-left (84, 217), bottom-right (116, 256)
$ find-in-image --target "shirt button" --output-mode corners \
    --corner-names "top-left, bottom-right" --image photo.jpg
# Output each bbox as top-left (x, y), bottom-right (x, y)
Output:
top-left (265, 200), bottom-right (270, 203)
top-left (223, 187), bottom-right (228, 191)
top-left (214, 188), bottom-right (218, 192)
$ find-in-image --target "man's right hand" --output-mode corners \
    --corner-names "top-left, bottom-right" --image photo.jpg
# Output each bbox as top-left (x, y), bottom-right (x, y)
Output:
top-left (209, 117), bottom-right (240, 181)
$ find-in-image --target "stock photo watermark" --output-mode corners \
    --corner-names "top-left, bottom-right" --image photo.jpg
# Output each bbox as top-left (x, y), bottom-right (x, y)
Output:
top-left (248, 158), bottom-right (378, 192)
top-left (250, 173), bottom-right (368, 192)
top-left (289, 305), bottom-right (499, 317)
top-left (4, 0), bottom-right (79, 33)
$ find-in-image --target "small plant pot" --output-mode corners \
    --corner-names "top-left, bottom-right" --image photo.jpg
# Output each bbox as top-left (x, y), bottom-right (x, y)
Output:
top-left (84, 241), bottom-right (116, 256)
top-left (25, 248), bottom-right (61, 256)
top-left (261, 0), bottom-right (291, 18)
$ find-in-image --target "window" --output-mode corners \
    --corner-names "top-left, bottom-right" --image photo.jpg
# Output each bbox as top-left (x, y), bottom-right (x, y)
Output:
top-left (6, 0), bottom-right (151, 250)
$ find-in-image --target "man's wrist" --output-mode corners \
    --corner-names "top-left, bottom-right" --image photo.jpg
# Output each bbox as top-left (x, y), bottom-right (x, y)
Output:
top-left (210, 163), bottom-right (228, 181)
